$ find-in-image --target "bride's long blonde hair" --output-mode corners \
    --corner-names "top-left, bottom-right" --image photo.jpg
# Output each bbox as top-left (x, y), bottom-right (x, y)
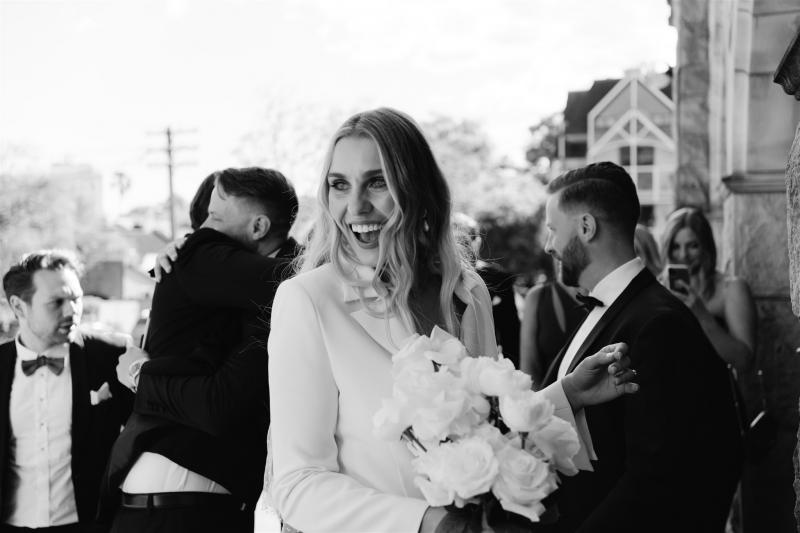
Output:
top-left (297, 108), bottom-right (471, 336)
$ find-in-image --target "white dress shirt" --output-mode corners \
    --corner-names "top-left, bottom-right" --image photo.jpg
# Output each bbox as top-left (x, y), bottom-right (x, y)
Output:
top-left (5, 338), bottom-right (78, 528)
top-left (122, 452), bottom-right (230, 494)
top-left (558, 258), bottom-right (645, 379)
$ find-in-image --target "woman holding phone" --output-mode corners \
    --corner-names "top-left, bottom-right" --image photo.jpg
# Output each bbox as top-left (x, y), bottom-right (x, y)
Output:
top-left (660, 207), bottom-right (756, 371)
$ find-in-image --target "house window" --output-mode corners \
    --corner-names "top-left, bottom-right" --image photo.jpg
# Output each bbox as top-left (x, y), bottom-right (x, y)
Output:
top-left (596, 115), bottom-right (615, 128)
top-left (619, 146), bottom-right (655, 166)
top-left (619, 146), bottom-right (631, 166)
top-left (637, 146), bottom-right (655, 165)
top-left (637, 171), bottom-right (653, 191)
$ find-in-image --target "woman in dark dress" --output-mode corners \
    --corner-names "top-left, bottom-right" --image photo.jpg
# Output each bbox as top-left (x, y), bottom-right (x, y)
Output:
top-left (519, 260), bottom-right (587, 390)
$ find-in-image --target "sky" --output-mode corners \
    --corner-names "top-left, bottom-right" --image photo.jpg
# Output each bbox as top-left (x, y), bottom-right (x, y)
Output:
top-left (0, 0), bottom-right (676, 215)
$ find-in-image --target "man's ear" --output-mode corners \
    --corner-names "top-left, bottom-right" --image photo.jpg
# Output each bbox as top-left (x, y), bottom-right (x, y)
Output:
top-left (577, 213), bottom-right (597, 243)
top-left (252, 214), bottom-right (272, 241)
top-left (8, 295), bottom-right (26, 321)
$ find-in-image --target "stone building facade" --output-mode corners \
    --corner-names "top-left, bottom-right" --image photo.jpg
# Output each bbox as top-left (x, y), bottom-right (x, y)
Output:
top-left (671, 0), bottom-right (800, 530)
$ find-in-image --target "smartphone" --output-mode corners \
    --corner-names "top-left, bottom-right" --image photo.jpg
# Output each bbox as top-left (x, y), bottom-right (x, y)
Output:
top-left (667, 265), bottom-right (690, 294)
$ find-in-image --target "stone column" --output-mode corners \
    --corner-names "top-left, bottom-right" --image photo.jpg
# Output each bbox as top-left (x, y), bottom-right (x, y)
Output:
top-left (673, 0), bottom-right (712, 209)
top-left (775, 25), bottom-right (800, 533)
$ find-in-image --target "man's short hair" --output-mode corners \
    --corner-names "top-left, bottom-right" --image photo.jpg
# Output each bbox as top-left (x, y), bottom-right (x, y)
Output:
top-left (3, 250), bottom-right (83, 303)
top-left (215, 167), bottom-right (299, 241)
top-left (546, 162), bottom-right (640, 238)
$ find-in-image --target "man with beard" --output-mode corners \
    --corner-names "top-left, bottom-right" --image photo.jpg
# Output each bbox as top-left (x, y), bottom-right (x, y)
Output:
top-left (540, 162), bottom-right (742, 533)
top-left (0, 251), bottom-right (133, 533)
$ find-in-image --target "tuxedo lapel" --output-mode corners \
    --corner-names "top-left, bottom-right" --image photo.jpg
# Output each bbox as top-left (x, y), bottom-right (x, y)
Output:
top-left (566, 270), bottom-right (655, 375)
top-left (0, 342), bottom-right (16, 513)
top-left (542, 314), bottom-right (586, 387)
top-left (0, 342), bottom-right (16, 429)
top-left (69, 334), bottom-right (90, 494)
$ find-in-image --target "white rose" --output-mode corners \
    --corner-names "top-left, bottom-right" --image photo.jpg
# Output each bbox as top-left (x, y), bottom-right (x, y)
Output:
top-left (393, 335), bottom-right (436, 378)
top-left (458, 357), bottom-right (498, 394)
top-left (416, 477), bottom-right (454, 507)
top-left (411, 390), bottom-right (470, 443)
top-left (373, 397), bottom-right (411, 441)
top-left (469, 422), bottom-right (508, 453)
top-left (528, 416), bottom-right (581, 476)
top-left (425, 337), bottom-right (468, 367)
top-left (459, 357), bottom-right (531, 397)
top-left (499, 390), bottom-right (554, 433)
top-left (413, 449), bottom-right (455, 506)
top-left (492, 438), bottom-right (559, 523)
top-left (439, 389), bottom-right (491, 440)
top-left (415, 437), bottom-right (499, 506)
top-left (408, 371), bottom-right (489, 445)
top-left (394, 364), bottom-right (454, 407)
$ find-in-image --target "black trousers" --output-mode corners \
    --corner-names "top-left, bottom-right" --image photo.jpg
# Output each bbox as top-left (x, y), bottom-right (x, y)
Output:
top-left (109, 506), bottom-right (253, 533)
top-left (0, 524), bottom-right (93, 533)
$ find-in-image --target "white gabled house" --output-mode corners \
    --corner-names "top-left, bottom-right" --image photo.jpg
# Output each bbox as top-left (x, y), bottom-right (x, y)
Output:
top-left (556, 70), bottom-right (676, 234)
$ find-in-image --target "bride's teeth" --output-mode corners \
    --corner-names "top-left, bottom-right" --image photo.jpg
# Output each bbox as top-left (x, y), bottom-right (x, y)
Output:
top-left (351, 223), bottom-right (383, 233)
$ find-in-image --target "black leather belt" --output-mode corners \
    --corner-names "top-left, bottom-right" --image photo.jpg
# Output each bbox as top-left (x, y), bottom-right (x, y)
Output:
top-left (121, 492), bottom-right (245, 511)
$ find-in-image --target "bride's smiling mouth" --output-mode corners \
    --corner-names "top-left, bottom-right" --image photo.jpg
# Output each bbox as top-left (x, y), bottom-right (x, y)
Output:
top-left (349, 222), bottom-right (385, 246)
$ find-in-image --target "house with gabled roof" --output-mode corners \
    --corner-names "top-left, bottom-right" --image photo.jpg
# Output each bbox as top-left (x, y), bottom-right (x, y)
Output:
top-left (556, 69), bottom-right (676, 232)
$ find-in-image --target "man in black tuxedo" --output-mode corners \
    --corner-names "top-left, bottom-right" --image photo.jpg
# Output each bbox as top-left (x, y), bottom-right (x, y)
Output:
top-left (100, 168), bottom-right (300, 533)
top-left (541, 162), bottom-right (742, 533)
top-left (0, 250), bottom-right (133, 533)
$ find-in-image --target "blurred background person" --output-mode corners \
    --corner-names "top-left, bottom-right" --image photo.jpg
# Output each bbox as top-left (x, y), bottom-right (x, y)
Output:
top-left (519, 257), bottom-right (587, 390)
top-left (452, 212), bottom-right (520, 367)
top-left (634, 224), bottom-right (663, 276)
top-left (660, 207), bottom-right (756, 372)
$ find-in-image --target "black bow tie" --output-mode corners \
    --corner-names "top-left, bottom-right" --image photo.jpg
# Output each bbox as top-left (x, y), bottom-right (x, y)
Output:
top-left (576, 294), bottom-right (605, 311)
top-left (22, 355), bottom-right (65, 377)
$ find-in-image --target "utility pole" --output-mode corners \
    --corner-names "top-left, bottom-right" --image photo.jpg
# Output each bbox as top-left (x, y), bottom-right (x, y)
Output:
top-left (166, 128), bottom-right (176, 240)
top-left (147, 127), bottom-right (196, 239)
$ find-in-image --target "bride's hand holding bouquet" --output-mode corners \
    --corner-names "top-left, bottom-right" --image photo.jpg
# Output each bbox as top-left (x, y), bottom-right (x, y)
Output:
top-left (374, 328), bottom-right (635, 532)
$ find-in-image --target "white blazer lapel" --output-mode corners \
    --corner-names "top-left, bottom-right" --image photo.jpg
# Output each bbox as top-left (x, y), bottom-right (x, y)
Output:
top-left (348, 306), bottom-right (413, 355)
top-left (341, 275), bottom-right (414, 355)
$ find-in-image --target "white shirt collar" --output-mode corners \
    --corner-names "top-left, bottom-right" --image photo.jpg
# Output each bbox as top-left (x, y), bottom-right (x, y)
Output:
top-left (589, 257), bottom-right (645, 308)
top-left (14, 335), bottom-right (70, 362)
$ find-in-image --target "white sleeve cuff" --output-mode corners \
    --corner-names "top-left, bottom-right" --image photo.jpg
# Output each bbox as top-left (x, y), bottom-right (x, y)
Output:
top-left (539, 381), bottom-right (597, 472)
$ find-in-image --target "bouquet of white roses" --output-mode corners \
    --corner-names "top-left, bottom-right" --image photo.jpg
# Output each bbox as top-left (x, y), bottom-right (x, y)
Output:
top-left (373, 327), bottom-right (580, 529)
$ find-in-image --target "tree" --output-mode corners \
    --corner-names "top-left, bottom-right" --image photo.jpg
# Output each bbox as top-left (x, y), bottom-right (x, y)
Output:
top-left (525, 112), bottom-right (563, 169)
top-left (0, 174), bottom-right (77, 273)
top-left (420, 116), bottom-right (550, 278)
top-left (234, 98), bottom-right (353, 195)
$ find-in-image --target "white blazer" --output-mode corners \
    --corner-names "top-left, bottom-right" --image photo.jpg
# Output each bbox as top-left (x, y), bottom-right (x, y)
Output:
top-left (268, 263), bottom-right (588, 532)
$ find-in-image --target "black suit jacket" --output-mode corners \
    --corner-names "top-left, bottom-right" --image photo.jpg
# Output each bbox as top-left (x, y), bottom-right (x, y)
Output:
top-left (0, 333), bottom-right (133, 529)
top-left (134, 236), bottom-right (300, 433)
top-left (99, 230), bottom-right (297, 521)
top-left (542, 269), bottom-right (742, 533)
